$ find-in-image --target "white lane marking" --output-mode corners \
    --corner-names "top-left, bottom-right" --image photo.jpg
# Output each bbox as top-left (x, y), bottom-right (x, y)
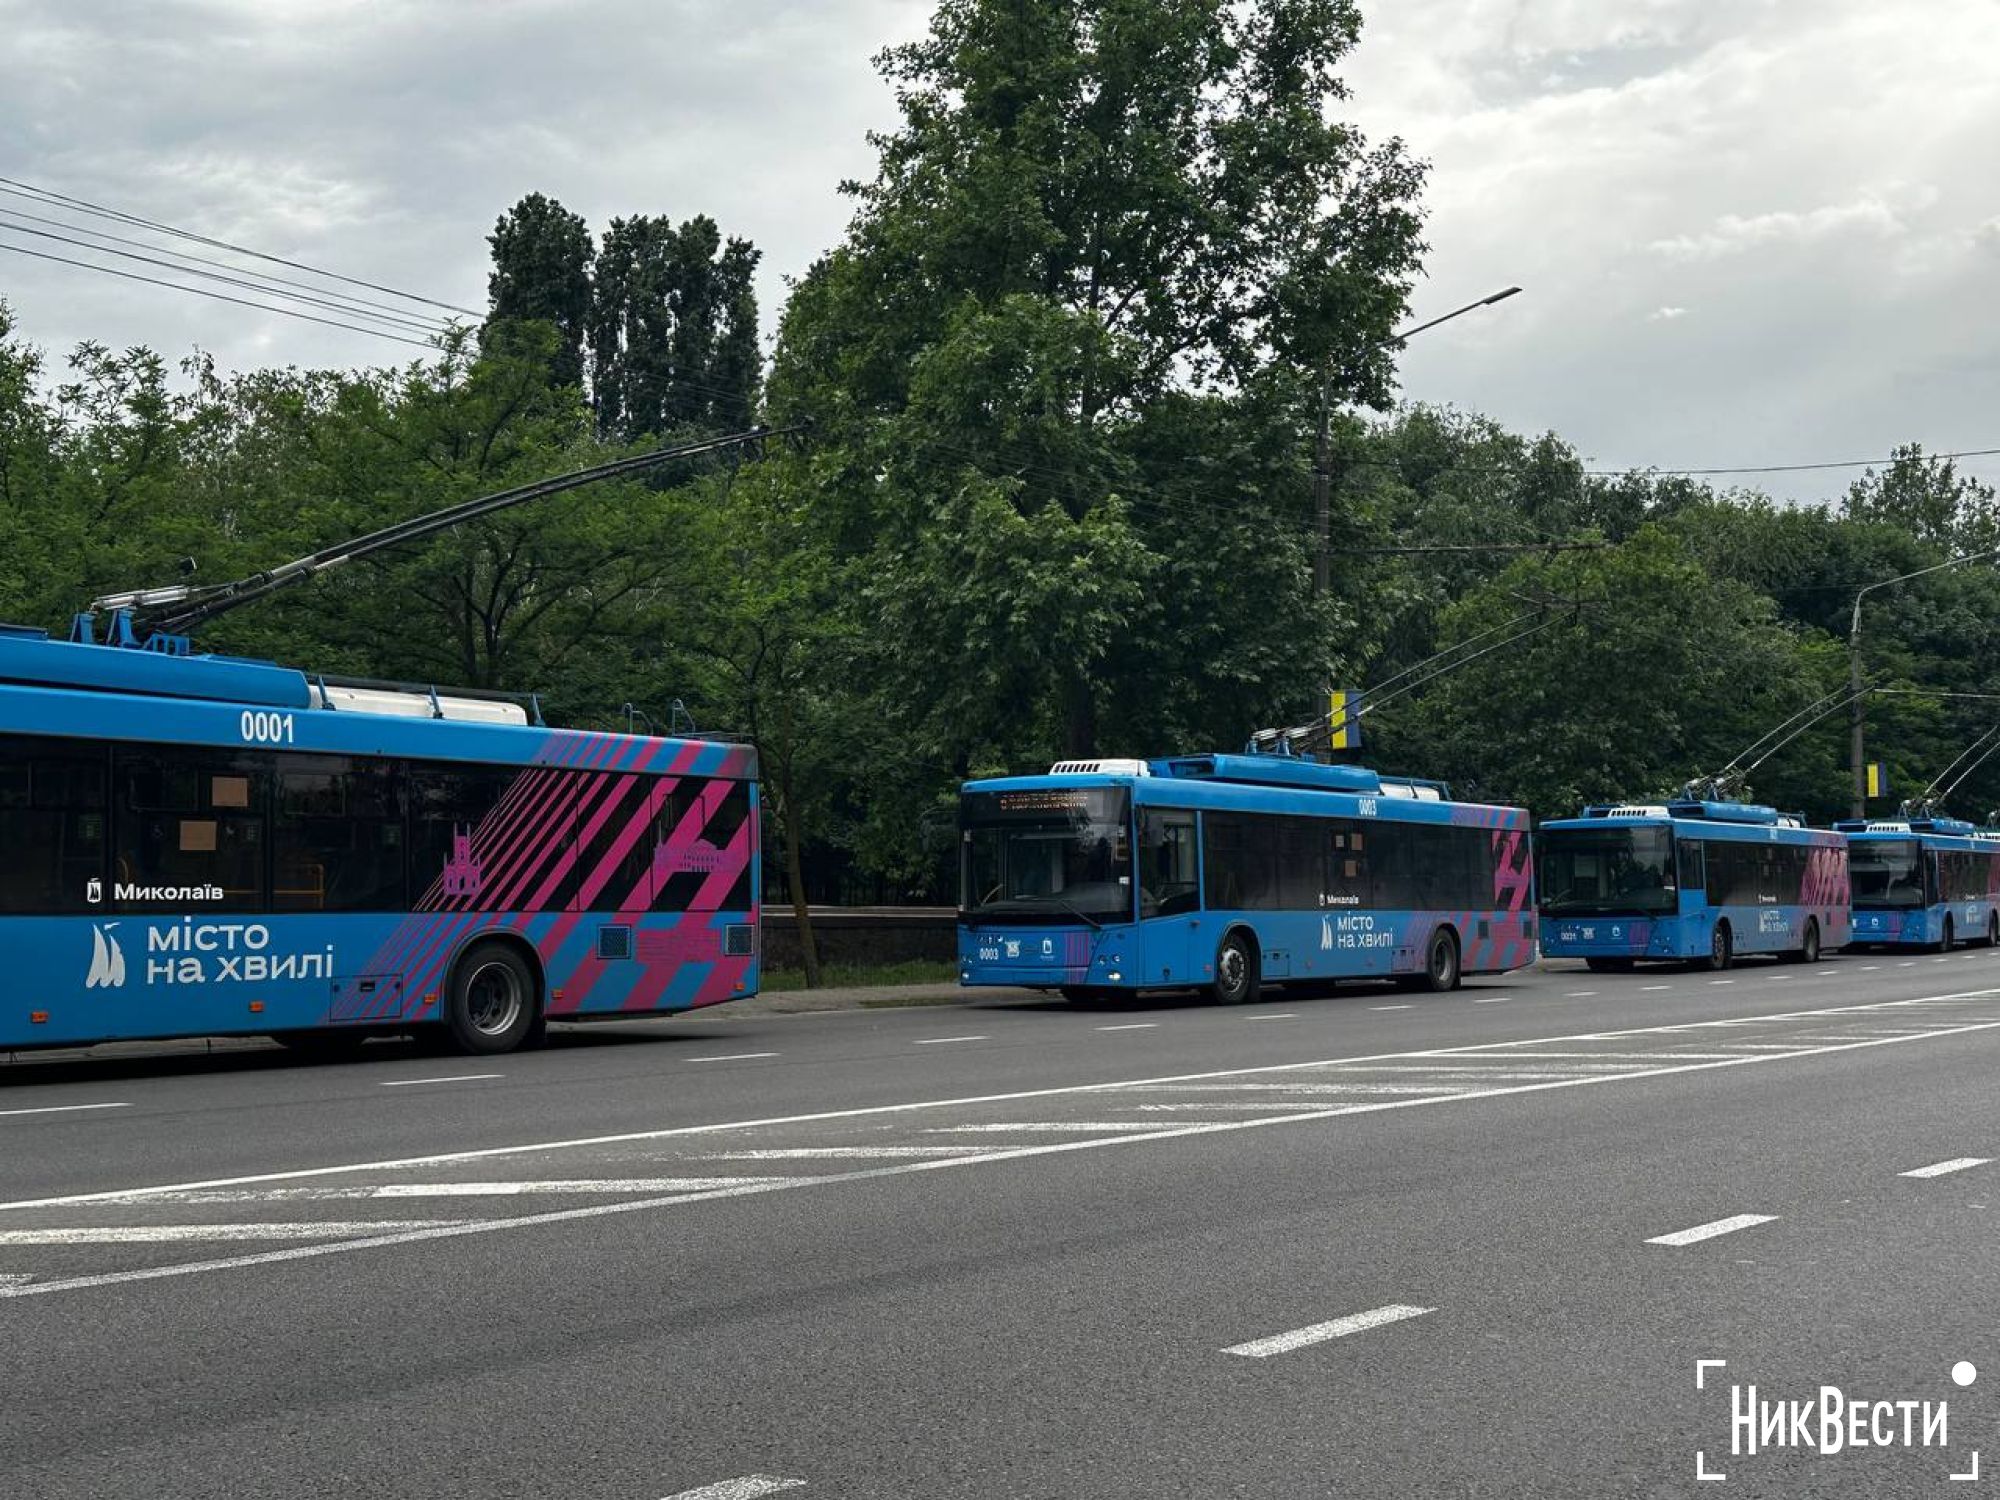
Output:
top-left (1817, 969), bottom-right (1838, 976)
top-left (696, 1160), bottom-right (984, 1168)
top-left (1471, 997), bottom-right (1508, 1004)
top-left (7, 988), bottom-right (1999, 1218)
top-left (913, 1036), bottom-right (988, 1046)
top-left (1862, 965), bottom-right (1881, 971)
top-left (1096, 1023), bottom-right (1157, 1032)
top-left (379, 1074), bottom-right (502, 1088)
top-left (1564, 991), bottom-right (1599, 998)
top-left (687, 1053), bottom-right (779, 1063)
top-left (1139, 1091), bottom-right (1454, 1107)
top-left (1646, 1214), bottom-right (1777, 1247)
top-left (1224, 1304), bottom-right (1433, 1357)
top-left (1642, 985), bottom-right (1672, 992)
top-left (661, 1478), bottom-right (806, 1500)
top-left (1900, 962), bottom-right (1919, 969)
top-left (929, 1122), bottom-right (1229, 1133)
top-left (0, 1102), bottom-right (132, 1118)
top-left (1935, 957), bottom-right (1953, 964)
top-left (1901, 1158), bottom-right (1994, 1179)
top-left (94, 1180), bottom-right (776, 1203)
top-left (1769, 975), bottom-right (1791, 982)
top-left (1244, 1014), bottom-right (1297, 1021)
top-left (6, 1010), bottom-right (1999, 1300)
top-left (1369, 1005), bottom-right (1413, 1011)
top-left (698, 1148), bottom-right (981, 1159)
top-left (1503, 1051), bottom-right (1748, 1062)
top-left (0, 1222), bottom-right (456, 1244)
top-left (1709, 980), bottom-right (1735, 987)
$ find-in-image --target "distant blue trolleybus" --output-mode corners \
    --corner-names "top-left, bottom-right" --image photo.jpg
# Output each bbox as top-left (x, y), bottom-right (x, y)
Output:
top-left (1835, 816), bottom-right (2000, 951)
top-left (957, 754), bottom-right (1535, 1004)
top-left (0, 624), bottom-right (760, 1056)
top-left (1538, 800), bottom-right (1850, 970)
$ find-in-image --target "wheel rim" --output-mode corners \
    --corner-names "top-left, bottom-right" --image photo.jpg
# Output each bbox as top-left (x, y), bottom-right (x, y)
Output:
top-left (1218, 943), bottom-right (1246, 996)
top-left (1431, 940), bottom-right (1453, 984)
top-left (465, 961), bottom-right (524, 1037)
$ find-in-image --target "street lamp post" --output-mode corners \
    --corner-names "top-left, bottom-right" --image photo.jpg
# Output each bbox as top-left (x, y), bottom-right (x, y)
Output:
top-left (1311, 286), bottom-right (1521, 708)
top-left (1304, 284), bottom-right (1520, 604)
top-left (1848, 547), bottom-right (2000, 817)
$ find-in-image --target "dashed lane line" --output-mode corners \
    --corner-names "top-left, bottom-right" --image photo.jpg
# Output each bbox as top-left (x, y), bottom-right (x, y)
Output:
top-left (0, 1102), bottom-right (132, 1118)
top-left (1646, 1214), bottom-right (1778, 1247)
top-left (3, 1005), bottom-right (1997, 1300)
top-left (1901, 1158), bottom-right (1994, 1179)
top-left (686, 1053), bottom-right (780, 1064)
top-left (1369, 1005), bottom-right (1413, 1011)
top-left (661, 1478), bottom-right (807, 1500)
top-left (913, 1036), bottom-right (989, 1046)
top-left (1096, 1023), bottom-right (1158, 1032)
top-left (1224, 1304), bottom-right (1434, 1357)
top-left (379, 1074), bottom-right (502, 1088)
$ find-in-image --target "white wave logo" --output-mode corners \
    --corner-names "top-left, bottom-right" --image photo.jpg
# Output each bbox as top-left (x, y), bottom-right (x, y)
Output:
top-left (86, 923), bottom-right (126, 989)
top-left (1321, 916), bottom-right (1334, 951)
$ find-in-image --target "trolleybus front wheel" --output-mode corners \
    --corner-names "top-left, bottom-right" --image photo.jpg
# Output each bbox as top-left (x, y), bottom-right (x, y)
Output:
top-left (1208, 932), bottom-right (1260, 1007)
top-left (446, 942), bottom-right (540, 1055)
top-left (1701, 922), bottom-right (1733, 972)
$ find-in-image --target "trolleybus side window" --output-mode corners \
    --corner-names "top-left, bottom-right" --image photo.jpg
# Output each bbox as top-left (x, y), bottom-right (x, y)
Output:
top-left (114, 746), bottom-right (269, 911)
top-left (0, 734), bottom-right (108, 914)
top-left (1138, 809), bottom-right (1199, 917)
top-left (273, 756), bottom-right (406, 912)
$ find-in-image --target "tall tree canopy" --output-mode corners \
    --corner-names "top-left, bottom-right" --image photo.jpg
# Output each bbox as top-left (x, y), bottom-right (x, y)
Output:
top-left (484, 193), bottom-right (595, 391)
top-left (770, 0), bottom-right (1429, 810)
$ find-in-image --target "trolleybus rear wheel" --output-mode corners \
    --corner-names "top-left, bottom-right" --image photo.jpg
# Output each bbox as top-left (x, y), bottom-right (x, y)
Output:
top-left (1940, 915), bottom-right (1956, 953)
top-left (446, 942), bottom-right (539, 1055)
top-left (1785, 919), bottom-right (1820, 965)
top-left (1987, 912), bottom-right (1999, 948)
top-left (1419, 929), bottom-right (1461, 993)
top-left (1209, 932), bottom-right (1259, 1007)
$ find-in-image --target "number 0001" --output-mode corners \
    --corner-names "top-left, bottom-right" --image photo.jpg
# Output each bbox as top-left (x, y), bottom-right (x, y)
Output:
top-left (239, 710), bottom-right (296, 744)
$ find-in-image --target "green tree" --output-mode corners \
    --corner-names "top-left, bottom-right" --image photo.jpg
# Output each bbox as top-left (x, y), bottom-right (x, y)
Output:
top-left (484, 193), bottom-right (595, 390)
top-left (1845, 443), bottom-right (2000, 553)
top-left (768, 0), bottom-right (1429, 866)
top-left (591, 215), bottom-right (761, 440)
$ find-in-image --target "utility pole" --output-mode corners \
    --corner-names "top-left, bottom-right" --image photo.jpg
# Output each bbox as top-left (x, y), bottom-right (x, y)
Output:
top-left (1311, 286), bottom-right (1521, 724)
top-left (1846, 547), bottom-right (2000, 817)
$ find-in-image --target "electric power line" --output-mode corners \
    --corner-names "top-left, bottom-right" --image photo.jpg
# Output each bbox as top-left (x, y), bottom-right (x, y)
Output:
top-left (0, 220), bottom-right (448, 338)
top-left (0, 241), bottom-right (440, 350)
top-left (0, 176), bottom-right (479, 319)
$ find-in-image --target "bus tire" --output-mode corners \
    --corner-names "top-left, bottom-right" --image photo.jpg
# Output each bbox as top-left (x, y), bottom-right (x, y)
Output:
top-left (445, 941), bottom-right (539, 1055)
top-left (1419, 928), bottom-right (1461, 993)
top-left (1701, 921), bottom-right (1733, 972)
top-left (1785, 920), bottom-right (1820, 965)
top-left (1940, 915), bottom-right (1955, 953)
top-left (1584, 957), bottom-right (1635, 973)
top-left (1208, 931), bottom-right (1259, 1006)
top-left (1986, 912), bottom-right (1999, 948)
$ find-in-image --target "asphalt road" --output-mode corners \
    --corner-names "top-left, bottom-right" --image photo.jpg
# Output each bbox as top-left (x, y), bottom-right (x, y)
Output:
top-left (5, 950), bottom-right (2000, 1498)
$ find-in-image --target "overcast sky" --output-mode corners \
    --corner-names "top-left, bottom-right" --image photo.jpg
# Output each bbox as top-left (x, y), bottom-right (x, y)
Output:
top-left (1, 0), bottom-right (1994, 504)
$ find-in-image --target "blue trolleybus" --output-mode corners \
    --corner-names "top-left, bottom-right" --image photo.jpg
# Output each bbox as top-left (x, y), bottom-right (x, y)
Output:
top-left (957, 753), bottom-right (1535, 1003)
top-left (1538, 800), bottom-right (1850, 970)
top-left (0, 625), bottom-right (759, 1056)
top-left (1835, 816), bottom-right (2000, 951)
